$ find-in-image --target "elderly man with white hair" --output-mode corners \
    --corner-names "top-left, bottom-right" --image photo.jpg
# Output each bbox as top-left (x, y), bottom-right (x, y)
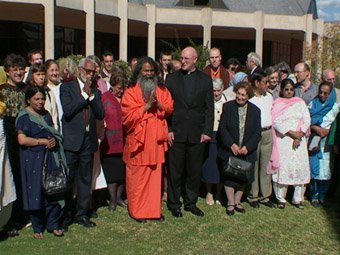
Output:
top-left (246, 52), bottom-right (263, 77)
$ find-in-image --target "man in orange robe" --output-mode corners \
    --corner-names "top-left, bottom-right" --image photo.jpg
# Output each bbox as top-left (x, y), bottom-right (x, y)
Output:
top-left (121, 57), bottom-right (173, 223)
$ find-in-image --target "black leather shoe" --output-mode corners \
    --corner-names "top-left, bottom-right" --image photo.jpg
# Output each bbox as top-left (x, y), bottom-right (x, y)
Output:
top-left (75, 216), bottom-right (96, 228)
top-left (170, 209), bottom-right (183, 218)
top-left (260, 200), bottom-right (275, 208)
top-left (184, 206), bottom-right (204, 217)
top-left (249, 201), bottom-right (260, 208)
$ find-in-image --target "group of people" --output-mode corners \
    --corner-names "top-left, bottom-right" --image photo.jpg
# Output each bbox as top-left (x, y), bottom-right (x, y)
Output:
top-left (201, 48), bottom-right (339, 216)
top-left (0, 46), bottom-right (339, 239)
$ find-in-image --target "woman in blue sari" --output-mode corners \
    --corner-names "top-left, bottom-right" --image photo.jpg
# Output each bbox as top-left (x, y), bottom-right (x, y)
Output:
top-left (308, 82), bottom-right (339, 207)
top-left (16, 86), bottom-right (67, 239)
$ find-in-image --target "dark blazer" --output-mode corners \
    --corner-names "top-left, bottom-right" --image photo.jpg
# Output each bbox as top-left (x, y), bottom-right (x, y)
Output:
top-left (60, 79), bottom-right (104, 152)
top-left (217, 100), bottom-right (261, 163)
top-left (249, 66), bottom-right (264, 80)
top-left (166, 69), bottom-right (214, 144)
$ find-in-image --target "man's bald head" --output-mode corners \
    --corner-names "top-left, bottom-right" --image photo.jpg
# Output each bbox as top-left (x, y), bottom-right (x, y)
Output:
top-left (180, 47), bottom-right (198, 72)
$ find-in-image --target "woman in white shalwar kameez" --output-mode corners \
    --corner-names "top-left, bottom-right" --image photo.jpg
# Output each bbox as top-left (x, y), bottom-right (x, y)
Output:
top-left (270, 79), bottom-right (311, 209)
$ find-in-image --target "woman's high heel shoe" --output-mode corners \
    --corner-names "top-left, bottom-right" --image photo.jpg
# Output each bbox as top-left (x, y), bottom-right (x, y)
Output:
top-left (226, 205), bottom-right (235, 216)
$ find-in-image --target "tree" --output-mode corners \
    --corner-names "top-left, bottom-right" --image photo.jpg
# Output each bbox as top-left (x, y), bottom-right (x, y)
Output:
top-left (305, 22), bottom-right (340, 86)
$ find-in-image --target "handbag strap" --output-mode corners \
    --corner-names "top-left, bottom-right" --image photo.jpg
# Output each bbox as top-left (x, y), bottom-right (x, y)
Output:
top-left (42, 149), bottom-right (49, 174)
top-left (42, 150), bottom-right (66, 175)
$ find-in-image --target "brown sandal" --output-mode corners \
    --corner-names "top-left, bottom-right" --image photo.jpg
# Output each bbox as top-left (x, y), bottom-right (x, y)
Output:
top-left (48, 229), bottom-right (64, 237)
top-left (33, 233), bottom-right (43, 239)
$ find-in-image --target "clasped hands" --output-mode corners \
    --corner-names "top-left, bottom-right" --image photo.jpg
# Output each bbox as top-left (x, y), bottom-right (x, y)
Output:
top-left (231, 144), bottom-right (248, 156)
top-left (83, 78), bottom-right (93, 97)
top-left (144, 91), bottom-right (163, 112)
top-left (286, 130), bottom-right (304, 150)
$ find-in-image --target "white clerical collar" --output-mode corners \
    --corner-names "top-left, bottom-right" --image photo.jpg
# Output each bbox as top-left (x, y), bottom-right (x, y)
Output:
top-left (187, 68), bottom-right (196, 75)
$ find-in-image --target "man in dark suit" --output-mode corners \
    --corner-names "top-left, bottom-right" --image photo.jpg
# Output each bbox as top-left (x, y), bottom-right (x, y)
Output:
top-left (166, 47), bottom-right (214, 217)
top-left (60, 57), bottom-right (104, 228)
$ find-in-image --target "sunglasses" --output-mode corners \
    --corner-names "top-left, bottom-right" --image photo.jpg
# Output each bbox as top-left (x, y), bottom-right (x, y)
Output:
top-left (82, 67), bottom-right (96, 74)
top-left (280, 69), bottom-right (288, 74)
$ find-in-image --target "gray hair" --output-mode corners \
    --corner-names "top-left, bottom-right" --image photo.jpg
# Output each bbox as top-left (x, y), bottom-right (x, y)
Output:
top-left (322, 69), bottom-right (335, 81)
top-left (212, 78), bottom-right (223, 90)
top-left (247, 52), bottom-right (262, 67)
top-left (265, 66), bottom-right (278, 76)
top-left (78, 57), bottom-right (96, 68)
top-left (58, 57), bottom-right (78, 78)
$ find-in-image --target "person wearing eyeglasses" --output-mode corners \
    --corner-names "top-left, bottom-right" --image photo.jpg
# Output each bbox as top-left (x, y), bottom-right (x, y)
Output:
top-left (269, 78), bottom-right (311, 209)
top-left (294, 62), bottom-right (318, 105)
top-left (60, 58), bottom-right (104, 229)
top-left (274, 61), bottom-right (292, 82)
top-left (225, 58), bottom-right (240, 83)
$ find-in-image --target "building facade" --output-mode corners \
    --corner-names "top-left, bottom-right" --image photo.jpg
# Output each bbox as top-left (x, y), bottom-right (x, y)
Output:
top-left (0, 0), bottom-right (323, 68)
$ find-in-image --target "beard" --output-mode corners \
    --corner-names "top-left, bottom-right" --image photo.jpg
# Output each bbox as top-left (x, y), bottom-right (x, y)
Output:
top-left (138, 75), bottom-right (157, 101)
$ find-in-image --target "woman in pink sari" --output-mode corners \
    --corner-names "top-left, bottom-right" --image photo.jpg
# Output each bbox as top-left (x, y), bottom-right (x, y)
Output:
top-left (269, 79), bottom-right (311, 209)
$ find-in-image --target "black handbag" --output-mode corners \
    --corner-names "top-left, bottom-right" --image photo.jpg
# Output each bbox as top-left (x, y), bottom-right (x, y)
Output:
top-left (41, 150), bottom-right (67, 195)
top-left (224, 156), bottom-right (253, 182)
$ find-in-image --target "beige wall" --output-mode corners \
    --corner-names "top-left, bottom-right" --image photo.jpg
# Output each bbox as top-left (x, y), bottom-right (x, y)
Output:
top-left (0, 0), bottom-right (324, 61)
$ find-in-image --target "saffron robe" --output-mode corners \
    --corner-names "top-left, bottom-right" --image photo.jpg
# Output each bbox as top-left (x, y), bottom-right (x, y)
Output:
top-left (121, 84), bottom-right (173, 219)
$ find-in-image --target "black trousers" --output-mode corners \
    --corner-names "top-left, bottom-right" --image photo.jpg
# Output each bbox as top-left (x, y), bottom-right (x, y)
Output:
top-left (64, 134), bottom-right (93, 219)
top-left (167, 141), bottom-right (205, 210)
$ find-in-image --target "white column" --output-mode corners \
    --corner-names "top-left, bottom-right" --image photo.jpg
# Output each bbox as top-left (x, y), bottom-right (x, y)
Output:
top-left (118, 0), bottom-right (128, 61)
top-left (201, 8), bottom-right (212, 48)
top-left (146, 4), bottom-right (156, 59)
top-left (83, 0), bottom-right (95, 56)
top-left (254, 11), bottom-right (264, 63)
top-left (43, 0), bottom-right (54, 60)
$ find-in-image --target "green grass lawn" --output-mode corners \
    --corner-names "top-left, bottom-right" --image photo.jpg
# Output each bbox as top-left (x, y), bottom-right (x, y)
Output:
top-left (1, 198), bottom-right (340, 255)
